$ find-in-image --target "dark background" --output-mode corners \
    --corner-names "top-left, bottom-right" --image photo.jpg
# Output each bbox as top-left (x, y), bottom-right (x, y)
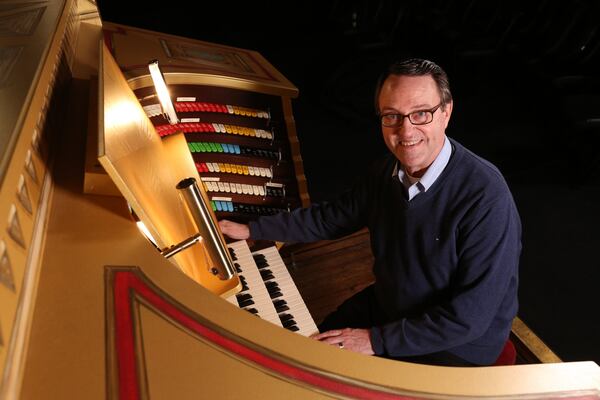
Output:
top-left (97, 0), bottom-right (600, 363)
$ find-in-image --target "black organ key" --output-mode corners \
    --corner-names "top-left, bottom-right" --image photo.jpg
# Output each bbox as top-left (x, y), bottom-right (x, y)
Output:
top-left (273, 299), bottom-right (289, 313)
top-left (238, 298), bottom-right (255, 308)
top-left (279, 313), bottom-right (294, 322)
top-left (265, 282), bottom-right (281, 298)
top-left (256, 261), bottom-right (268, 270)
top-left (282, 318), bottom-right (299, 330)
top-left (239, 276), bottom-right (249, 291)
top-left (253, 255), bottom-right (268, 268)
top-left (234, 262), bottom-right (242, 273)
top-left (269, 291), bottom-right (283, 300)
top-left (229, 248), bottom-right (237, 261)
top-left (236, 293), bottom-right (252, 303)
top-left (259, 270), bottom-right (274, 281)
top-left (236, 291), bottom-right (255, 308)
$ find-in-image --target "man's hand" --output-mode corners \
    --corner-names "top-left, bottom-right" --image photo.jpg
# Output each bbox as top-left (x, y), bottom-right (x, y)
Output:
top-left (311, 328), bottom-right (375, 355)
top-left (218, 219), bottom-right (250, 240)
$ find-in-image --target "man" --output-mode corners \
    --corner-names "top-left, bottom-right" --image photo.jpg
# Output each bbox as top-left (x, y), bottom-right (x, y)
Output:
top-left (219, 58), bottom-right (521, 367)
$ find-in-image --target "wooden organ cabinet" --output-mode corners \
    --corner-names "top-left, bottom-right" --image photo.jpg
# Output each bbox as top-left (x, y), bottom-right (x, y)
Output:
top-left (1, 1), bottom-right (600, 399)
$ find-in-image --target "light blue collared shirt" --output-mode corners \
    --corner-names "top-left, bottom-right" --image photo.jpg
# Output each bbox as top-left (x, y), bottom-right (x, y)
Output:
top-left (395, 136), bottom-right (452, 201)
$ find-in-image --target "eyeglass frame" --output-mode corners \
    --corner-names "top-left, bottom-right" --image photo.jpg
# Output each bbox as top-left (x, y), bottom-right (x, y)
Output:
top-left (379, 102), bottom-right (444, 127)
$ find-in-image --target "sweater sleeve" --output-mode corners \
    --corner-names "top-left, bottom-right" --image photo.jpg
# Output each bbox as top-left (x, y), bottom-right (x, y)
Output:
top-left (370, 192), bottom-right (521, 358)
top-left (249, 173), bottom-right (371, 243)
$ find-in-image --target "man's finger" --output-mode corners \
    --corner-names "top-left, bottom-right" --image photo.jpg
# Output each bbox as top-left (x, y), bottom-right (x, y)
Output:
top-left (310, 329), bottom-right (343, 340)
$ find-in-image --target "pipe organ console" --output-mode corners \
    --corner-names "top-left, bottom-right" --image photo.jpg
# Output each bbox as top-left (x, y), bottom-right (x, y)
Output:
top-left (136, 84), bottom-right (301, 221)
top-left (94, 20), bottom-right (310, 225)
top-left (1, 1), bottom-right (600, 399)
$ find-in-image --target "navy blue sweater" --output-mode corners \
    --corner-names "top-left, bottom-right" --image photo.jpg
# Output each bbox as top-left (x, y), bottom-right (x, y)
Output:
top-left (250, 138), bottom-right (521, 365)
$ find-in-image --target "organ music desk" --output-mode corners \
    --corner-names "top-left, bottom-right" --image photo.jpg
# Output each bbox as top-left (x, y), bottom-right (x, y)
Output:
top-left (1, 1), bottom-right (600, 399)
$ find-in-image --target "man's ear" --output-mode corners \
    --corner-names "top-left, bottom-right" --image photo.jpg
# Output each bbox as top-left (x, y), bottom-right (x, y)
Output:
top-left (442, 100), bottom-right (453, 129)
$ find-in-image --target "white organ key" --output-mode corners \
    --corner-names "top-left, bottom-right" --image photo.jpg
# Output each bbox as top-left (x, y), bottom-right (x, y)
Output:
top-left (252, 246), bottom-right (319, 337)
top-left (205, 182), bottom-right (262, 197)
top-left (226, 241), bottom-right (282, 327)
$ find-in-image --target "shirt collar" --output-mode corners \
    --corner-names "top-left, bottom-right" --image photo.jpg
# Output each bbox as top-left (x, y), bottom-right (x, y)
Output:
top-left (393, 136), bottom-right (452, 198)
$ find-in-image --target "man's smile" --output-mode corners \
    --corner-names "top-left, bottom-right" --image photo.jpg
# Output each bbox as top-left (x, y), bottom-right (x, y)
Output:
top-left (399, 139), bottom-right (423, 147)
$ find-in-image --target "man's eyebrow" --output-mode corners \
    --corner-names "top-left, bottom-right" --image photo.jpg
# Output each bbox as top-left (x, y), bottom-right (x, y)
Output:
top-left (411, 103), bottom-right (434, 110)
top-left (380, 103), bottom-right (435, 113)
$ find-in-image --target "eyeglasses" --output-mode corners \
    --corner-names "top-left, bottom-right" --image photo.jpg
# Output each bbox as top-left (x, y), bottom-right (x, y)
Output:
top-left (380, 103), bottom-right (443, 127)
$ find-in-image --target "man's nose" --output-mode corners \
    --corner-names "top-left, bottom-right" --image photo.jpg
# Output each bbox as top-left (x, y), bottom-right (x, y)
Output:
top-left (393, 116), bottom-right (414, 132)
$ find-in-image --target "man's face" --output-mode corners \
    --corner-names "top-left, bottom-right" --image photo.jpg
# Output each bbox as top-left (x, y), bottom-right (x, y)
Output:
top-left (378, 74), bottom-right (452, 178)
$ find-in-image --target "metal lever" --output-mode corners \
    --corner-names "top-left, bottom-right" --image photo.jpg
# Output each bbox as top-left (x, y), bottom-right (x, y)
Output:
top-left (177, 177), bottom-right (236, 280)
top-left (160, 233), bottom-right (202, 258)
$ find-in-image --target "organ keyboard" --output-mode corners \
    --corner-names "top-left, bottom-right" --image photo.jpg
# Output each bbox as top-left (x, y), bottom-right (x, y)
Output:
top-left (226, 240), bottom-right (319, 337)
top-left (225, 240), bottom-right (281, 327)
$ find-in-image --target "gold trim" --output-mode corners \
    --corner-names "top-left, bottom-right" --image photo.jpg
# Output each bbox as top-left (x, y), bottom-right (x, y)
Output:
top-left (281, 97), bottom-right (310, 207)
top-left (512, 317), bottom-right (562, 363)
top-left (128, 73), bottom-right (298, 98)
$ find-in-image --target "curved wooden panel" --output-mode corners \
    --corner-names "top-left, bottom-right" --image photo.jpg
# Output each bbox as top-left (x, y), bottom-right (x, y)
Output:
top-left (102, 266), bottom-right (600, 400)
top-left (106, 267), bottom-right (599, 399)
